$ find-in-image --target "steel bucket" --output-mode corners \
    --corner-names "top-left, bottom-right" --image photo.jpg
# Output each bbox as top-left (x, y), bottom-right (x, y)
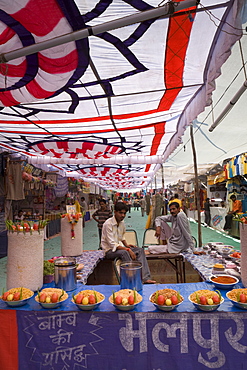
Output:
top-left (120, 261), bottom-right (142, 291)
top-left (54, 257), bottom-right (77, 291)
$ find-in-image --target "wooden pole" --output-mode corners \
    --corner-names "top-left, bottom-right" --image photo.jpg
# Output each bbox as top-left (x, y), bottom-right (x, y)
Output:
top-left (190, 124), bottom-right (202, 248)
top-left (161, 163), bottom-right (166, 215)
top-left (43, 184), bottom-right (46, 221)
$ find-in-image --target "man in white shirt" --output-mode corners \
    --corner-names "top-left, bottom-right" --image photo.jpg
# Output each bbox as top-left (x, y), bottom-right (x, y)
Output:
top-left (101, 202), bottom-right (156, 284)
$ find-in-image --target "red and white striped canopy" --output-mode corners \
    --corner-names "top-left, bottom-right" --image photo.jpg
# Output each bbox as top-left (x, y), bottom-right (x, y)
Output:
top-left (0, 0), bottom-right (244, 189)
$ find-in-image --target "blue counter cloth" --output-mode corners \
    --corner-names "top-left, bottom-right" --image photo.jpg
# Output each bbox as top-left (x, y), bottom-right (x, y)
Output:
top-left (0, 281), bottom-right (244, 312)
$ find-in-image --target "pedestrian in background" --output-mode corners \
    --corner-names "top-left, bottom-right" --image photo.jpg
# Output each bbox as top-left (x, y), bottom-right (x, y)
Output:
top-left (80, 196), bottom-right (88, 228)
top-left (140, 196), bottom-right (146, 217)
top-left (203, 198), bottom-right (211, 226)
top-left (109, 198), bottom-right (114, 212)
top-left (92, 199), bottom-right (112, 247)
top-left (127, 198), bottom-right (132, 213)
top-left (134, 198), bottom-right (140, 211)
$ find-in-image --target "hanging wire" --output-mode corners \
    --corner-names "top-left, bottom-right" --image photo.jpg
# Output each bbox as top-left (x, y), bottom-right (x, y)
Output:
top-left (88, 58), bottom-right (122, 140)
top-left (211, 102), bottom-right (215, 128)
top-left (199, 3), bottom-right (247, 36)
top-left (239, 39), bottom-right (247, 80)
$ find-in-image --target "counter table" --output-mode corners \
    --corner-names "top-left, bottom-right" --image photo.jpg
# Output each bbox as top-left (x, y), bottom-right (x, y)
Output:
top-left (1, 282), bottom-right (246, 370)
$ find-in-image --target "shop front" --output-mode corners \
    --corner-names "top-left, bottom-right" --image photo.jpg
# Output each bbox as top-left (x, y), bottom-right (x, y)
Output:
top-left (206, 153), bottom-right (247, 236)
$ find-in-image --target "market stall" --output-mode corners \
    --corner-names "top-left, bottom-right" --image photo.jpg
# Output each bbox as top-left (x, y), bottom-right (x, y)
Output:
top-left (1, 230), bottom-right (245, 370)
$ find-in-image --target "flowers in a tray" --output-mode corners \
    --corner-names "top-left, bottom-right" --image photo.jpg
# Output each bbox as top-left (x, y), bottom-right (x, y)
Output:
top-left (6, 219), bottom-right (49, 234)
top-left (61, 212), bottom-right (82, 239)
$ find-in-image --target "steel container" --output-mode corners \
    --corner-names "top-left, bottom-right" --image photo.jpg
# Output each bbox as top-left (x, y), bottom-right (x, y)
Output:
top-left (54, 257), bottom-right (77, 291)
top-left (120, 261), bottom-right (142, 291)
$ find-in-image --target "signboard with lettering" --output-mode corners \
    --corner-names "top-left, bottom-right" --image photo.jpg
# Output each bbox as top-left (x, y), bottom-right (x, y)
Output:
top-left (66, 205), bottom-right (76, 215)
top-left (17, 310), bottom-right (247, 370)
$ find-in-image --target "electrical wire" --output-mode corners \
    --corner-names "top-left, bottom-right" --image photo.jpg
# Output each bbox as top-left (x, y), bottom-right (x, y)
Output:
top-left (199, 2), bottom-right (247, 36)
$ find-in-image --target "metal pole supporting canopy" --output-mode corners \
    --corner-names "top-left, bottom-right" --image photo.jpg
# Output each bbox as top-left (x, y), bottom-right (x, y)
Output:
top-left (209, 79), bottom-right (247, 132)
top-left (0, 0), bottom-right (197, 63)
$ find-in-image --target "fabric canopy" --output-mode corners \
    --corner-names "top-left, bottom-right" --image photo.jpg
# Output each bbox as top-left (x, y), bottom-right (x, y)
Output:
top-left (0, 0), bottom-right (245, 189)
top-left (156, 9), bottom-right (247, 188)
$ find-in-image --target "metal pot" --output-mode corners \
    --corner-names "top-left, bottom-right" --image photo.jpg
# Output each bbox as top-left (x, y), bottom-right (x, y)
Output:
top-left (54, 257), bottom-right (77, 291)
top-left (120, 261), bottom-right (142, 291)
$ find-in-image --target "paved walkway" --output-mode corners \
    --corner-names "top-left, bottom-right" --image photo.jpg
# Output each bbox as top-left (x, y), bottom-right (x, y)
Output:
top-left (0, 209), bottom-right (240, 289)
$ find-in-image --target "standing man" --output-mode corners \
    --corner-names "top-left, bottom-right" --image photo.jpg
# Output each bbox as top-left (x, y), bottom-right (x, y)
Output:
top-left (92, 199), bottom-right (112, 244)
top-left (80, 196), bottom-right (88, 212)
top-left (164, 193), bottom-right (169, 215)
top-left (80, 196), bottom-right (88, 228)
top-left (140, 196), bottom-right (146, 217)
top-left (101, 202), bottom-right (156, 284)
top-left (108, 198), bottom-right (114, 212)
top-left (134, 198), bottom-right (140, 211)
top-left (127, 198), bottom-right (132, 213)
top-left (203, 198), bottom-right (211, 226)
top-left (155, 201), bottom-right (195, 253)
top-left (224, 194), bottom-right (242, 231)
